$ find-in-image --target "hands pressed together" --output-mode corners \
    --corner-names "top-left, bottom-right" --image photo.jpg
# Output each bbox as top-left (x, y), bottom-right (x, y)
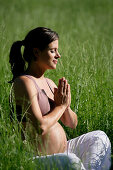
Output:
top-left (54, 77), bottom-right (71, 109)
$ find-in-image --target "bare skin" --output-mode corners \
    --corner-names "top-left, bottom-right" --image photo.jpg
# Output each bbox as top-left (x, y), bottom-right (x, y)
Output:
top-left (13, 40), bottom-right (78, 155)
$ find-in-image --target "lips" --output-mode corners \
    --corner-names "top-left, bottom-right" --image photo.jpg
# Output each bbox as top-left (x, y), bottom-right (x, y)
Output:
top-left (53, 60), bottom-right (57, 64)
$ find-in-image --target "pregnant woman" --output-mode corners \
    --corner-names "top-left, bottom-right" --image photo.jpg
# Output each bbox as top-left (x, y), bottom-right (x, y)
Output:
top-left (9, 27), bottom-right (111, 169)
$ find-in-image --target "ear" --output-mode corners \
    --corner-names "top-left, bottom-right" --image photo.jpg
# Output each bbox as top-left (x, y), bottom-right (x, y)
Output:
top-left (33, 48), bottom-right (39, 57)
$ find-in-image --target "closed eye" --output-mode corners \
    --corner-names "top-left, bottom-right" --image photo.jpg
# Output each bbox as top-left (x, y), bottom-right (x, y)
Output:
top-left (50, 50), bottom-right (55, 53)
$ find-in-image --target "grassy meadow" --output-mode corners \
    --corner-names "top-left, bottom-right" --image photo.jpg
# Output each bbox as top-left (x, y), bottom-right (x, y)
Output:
top-left (0, 0), bottom-right (113, 169)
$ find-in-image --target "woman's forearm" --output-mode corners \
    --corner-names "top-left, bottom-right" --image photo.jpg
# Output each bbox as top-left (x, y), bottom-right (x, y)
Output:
top-left (61, 107), bottom-right (78, 129)
top-left (40, 105), bottom-right (66, 135)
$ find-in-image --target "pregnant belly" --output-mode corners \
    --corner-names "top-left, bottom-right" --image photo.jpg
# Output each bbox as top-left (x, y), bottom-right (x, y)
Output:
top-left (38, 122), bottom-right (67, 155)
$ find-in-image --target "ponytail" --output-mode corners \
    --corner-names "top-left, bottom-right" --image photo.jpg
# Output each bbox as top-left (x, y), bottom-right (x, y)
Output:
top-left (9, 41), bottom-right (25, 83)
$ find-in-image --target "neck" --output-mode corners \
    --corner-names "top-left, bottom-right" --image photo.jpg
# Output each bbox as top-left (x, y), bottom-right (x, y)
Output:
top-left (26, 61), bottom-right (46, 79)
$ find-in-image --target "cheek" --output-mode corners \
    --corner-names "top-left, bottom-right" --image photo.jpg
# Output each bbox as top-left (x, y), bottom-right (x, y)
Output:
top-left (40, 51), bottom-right (53, 63)
top-left (44, 53), bottom-right (53, 61)
top-left (40, 53), bottom-right (48, 61)
top-left (40, 55), bottom-right (50, 65)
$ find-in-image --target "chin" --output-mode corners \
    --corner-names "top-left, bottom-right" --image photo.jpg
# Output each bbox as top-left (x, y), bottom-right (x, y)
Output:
top-left (52, 65), bottom-right (57, 69)
top-left (48, 64), bottom-right (57, 70)
top-left (49, 66), bottom-right (56, 70)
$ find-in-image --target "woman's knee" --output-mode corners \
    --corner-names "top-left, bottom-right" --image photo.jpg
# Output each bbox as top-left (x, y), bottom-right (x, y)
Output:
top-left (82, 130), bottom-right (111, 153)
top-left (81, 130), bottom-right (111, 169)
top-left (93, 130), bottom-right (111, 151)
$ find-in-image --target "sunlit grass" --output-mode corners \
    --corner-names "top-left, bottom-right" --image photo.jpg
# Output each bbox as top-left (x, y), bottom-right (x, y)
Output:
top-left (0, 0), bottom-right (113, 169)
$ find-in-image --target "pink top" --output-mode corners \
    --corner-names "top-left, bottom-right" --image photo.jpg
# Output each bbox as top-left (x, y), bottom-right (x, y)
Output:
top-left (24, 75), bottom-right (56, 116)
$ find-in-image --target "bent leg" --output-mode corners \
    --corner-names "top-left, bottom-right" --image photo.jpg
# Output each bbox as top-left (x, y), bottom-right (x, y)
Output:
top-left (33, 153), bottom-right (85, 170)
top-left (67, 130), bottom-right (111, 170)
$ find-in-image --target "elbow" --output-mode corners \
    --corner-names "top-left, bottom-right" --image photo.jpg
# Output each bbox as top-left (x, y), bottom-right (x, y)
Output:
top-left (75, 117), bottom-right (78, 128)
top-left (71, 122), bottom-right (77, 129)
top-left (73, 120), bottom-right (78, 129)
top-left (40, 124), bottom-right (47, 135)
top-left (40, 119), bottom-right (49, 135)
top-left (71, 116), bottom-right (78, 129)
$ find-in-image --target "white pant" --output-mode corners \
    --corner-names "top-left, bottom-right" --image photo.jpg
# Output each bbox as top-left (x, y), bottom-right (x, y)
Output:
top-left (33, 130), bottom-right (111, 170)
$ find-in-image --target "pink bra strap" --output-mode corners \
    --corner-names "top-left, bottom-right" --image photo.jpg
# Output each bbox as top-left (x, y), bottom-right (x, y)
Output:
top-left (23, 75), bottom-right (54, 94)
top-left (45, 78), bottom-right (54, 94)
top-left (24, 75), bottom-right (41, 91)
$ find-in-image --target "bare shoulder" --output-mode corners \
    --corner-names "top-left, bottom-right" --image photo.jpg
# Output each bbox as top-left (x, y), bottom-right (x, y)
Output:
top-left (46, 78), bottom-right (57, 88)
top-left (13, 75), bottom-right (38, 100)
top-left (14, 75), bottom-right (33, 86)
top-left (14, 76), bottom-right (35, 90)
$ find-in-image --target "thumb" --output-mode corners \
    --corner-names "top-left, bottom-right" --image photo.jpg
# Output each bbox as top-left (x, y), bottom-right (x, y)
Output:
top-left (54, 87), bottom-right (58, 95)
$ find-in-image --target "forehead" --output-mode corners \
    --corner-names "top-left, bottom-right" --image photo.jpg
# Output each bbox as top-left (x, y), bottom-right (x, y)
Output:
top-left (48, 40), bottom-right (58, 49)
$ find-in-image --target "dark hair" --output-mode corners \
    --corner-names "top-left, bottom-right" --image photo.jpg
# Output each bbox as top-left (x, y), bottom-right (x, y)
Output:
top-left (9, 27), bottom-right (59, 83)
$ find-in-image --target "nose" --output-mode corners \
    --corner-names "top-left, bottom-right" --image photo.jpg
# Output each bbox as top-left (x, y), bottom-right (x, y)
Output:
top-left (56, 51), bottom-right (61, 58)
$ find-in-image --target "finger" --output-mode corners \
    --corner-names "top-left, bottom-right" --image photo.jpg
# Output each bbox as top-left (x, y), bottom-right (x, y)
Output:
top-left (60, 80), bottom-right (64, 94)
top-left (63, 79), bottom-right (67, 94)
top-left (58, 78), bottom-right (62, 84)
top-left (68, 83), bottom-right (70, 93)
top-left (61, 77), bottom-right (65, 82)
top-left (58, 79), bottom-right (61, 92)
top-left (66, 84), bottom-right (69, 95)
top-left (54, 87), bottom-right (58, 94)
top-left (58, 77), bottom-right (64, 82)
top-left (58, 78), bottom-right (63, 89)
top-left (58, 77), bottom-right (65, 93)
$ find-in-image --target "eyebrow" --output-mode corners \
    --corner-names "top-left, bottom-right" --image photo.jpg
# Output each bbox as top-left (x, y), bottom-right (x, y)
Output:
top-left (48, 47), bottom-right (58, 50)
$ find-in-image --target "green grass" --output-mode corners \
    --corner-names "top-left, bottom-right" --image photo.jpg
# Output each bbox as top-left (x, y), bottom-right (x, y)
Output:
top-left (0, 0), bottom-right (113, 169)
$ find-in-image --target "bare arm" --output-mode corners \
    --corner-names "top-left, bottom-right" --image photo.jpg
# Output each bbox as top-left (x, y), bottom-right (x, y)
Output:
top-left (41, 105), bottom-right (66, 135)
top-left (60, 107), bottom-right (78, 129)
top-left (14, 76), bottom-right (70, 135)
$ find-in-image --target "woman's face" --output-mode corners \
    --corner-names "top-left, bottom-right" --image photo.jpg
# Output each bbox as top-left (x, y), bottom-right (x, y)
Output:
top-left (35, 40), bottom-right (61, 70)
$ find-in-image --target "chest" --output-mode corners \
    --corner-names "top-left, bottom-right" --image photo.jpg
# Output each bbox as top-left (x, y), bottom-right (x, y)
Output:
top-left (36, 79), bottom-right (54, 100)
